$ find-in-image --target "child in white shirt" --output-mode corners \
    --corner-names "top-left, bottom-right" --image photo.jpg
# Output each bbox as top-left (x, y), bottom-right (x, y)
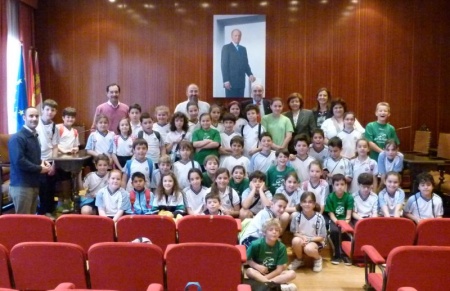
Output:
top-left (95, 169), bottom-right (130, 222)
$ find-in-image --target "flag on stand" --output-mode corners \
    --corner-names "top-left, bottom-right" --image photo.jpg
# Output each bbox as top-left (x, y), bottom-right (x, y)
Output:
top-left (34, 50), bottom-right (43, 109)
top-left (14, 46), bottom-right (28, 132)
top-left (27, 48), bottom-right (35, 106)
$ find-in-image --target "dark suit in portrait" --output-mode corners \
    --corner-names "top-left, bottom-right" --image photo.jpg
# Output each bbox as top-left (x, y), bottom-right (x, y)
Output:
top-left (221, 42), bottom-right (253, 98)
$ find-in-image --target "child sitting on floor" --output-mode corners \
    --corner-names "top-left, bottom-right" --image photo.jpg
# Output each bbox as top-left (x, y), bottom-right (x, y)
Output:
top-left (246, 218), bottom-right (297, 291)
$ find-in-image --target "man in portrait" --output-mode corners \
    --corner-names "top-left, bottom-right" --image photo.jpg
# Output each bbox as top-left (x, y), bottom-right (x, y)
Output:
top-left (221, 29), bottom-right (256, 98)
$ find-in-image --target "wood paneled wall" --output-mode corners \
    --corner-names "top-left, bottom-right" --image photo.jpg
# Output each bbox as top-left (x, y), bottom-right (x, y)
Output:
top-left (34, 0), bottom-right (450, 149)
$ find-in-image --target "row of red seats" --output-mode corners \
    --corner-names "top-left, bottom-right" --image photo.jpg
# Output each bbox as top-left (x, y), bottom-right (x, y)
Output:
top-left (335, 217), bottom-right (450, 264)
top-left (362, 245), bottom-right (450, 291)
top-left (0, 241), bottom-right (249, 291)
top-left (0, 214), bottom-right (242, 253)
top-left (334, 218), bottom-right (450, 291)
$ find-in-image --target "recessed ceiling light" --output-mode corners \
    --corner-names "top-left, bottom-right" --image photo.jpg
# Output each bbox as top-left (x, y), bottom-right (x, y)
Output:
top-left (259, 1), bottom-right (268, 7)
top-left (109, 0), bottom-right (116, 3)
top-left (201, 2), bottom-right (210, 8)
top-left (290, 0), bottom-right (298, 5)
top-left (230, 2), bottom-right (238, 7)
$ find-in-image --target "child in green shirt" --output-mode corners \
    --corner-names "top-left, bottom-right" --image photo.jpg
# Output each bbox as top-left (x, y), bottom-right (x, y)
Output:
top-left (266, 149), bottom-right (295, 194)
top-left (246, 218), bottom-right (297, 290)
top-left (325, 173), bottom-right (354, 265)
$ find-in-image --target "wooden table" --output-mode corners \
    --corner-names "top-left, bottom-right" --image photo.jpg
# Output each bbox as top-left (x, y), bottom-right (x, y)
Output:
top-left (51, 150), bottom-right (92, 213)
top-left (403, 153), bottom-right (450, 194)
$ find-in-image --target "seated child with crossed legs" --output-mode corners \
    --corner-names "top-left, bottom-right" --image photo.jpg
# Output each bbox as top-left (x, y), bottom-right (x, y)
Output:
top-left (246, 218), bottom-right (297, 291)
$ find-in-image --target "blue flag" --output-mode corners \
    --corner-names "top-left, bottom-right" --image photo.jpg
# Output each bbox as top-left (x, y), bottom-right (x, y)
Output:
top-left (14, 47), bottom-right (28, 132)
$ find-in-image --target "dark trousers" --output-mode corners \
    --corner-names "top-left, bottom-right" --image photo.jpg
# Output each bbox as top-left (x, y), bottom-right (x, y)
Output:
top-left (225, 87), bottom-right (245, 98)
top-left (38, 173), bottom-right (57, 214)
top-left (329, 220), bottom-right (342, 258)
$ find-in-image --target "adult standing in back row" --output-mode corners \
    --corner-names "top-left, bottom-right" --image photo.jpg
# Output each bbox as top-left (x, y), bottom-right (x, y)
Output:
top-left (221, 29), bottom-right (256, 97)
top-left (241, 84), bottom-right (272, 117)
top-left (9, 107), bottom-right (51, 214)
top-left (174, 83), bottom-right (210, 116)
top-left (312, 88), bottom-right (332, 128)
top-left (91, 83), bottom-right (129, 134)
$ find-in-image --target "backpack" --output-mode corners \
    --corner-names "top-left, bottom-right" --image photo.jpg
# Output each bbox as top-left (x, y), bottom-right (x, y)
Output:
top-left (137, 130), bottom-right (161, 142)
top-left (125, 158), bottom-right (153, 184)
top-left (113, 135), bottom-right (134, 149)
top-left (129, 188), bottom-right (152, 213)
top-left (171, 133), bottom-right (187, 162)
top-left (241, 123), bottom-right (262, 147)
top-left (228, 187), bottom-right (234, 206)
top-left (58, 125), bottom-right (78, 138)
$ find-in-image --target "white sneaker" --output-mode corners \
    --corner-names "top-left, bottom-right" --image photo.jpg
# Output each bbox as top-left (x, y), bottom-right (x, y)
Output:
top-left (281, 283), bottom-right (298, 291)
top-left (313, 257), bottom-right (323, 272)
top-left (288, 258), bottom-right (304, 270)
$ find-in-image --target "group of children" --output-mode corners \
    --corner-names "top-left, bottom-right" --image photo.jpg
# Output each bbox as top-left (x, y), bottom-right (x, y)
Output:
top-left (38, 97), bottom-right (445, 291)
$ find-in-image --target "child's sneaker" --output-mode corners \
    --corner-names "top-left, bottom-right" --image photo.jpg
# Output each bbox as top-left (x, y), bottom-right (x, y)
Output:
top-left (342, 255), bottom-right (352, 266)
top-left (280, 283), bottom-right (297, 291)
top-left (313, 257), bottom-right (323, 272)
top-left (288, 258), bottom-right (304, 270)
top-left (61, 200), bottom-right (73, 214)
top-left (331, 256), bottom-right (342, 265)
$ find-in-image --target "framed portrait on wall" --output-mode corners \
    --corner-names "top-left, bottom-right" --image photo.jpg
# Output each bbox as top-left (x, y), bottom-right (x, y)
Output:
top-left (213, 15), bottom-right (266, 98)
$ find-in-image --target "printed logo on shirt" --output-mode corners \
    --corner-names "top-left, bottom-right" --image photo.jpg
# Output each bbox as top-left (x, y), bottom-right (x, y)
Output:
top-left (335, 205), bottom-right (345, 216)
top-left (263, 257), bottom-right (275, 269)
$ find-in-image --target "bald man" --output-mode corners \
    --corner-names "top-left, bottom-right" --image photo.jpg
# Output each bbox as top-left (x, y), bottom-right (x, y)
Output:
top-left (174, 83), bottom-right (210, 116)
top-left (241, 84), bottom-right (272, 116)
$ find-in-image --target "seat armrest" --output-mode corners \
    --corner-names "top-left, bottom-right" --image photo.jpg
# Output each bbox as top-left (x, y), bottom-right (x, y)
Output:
top-left (237, 284), bottom-right (252, 291)
top-left (361, 245), bottom-right (385, 265)
top-left (235, 245), bottom-right (247, 263)
top-left (336, 220), bottom-right (354, 234)
top-left (147, 283), bottom-right (164, 291)
top-left (235, 218), bottom-right (242, 232)
top-left (53, 282), bottom-right (76, 289)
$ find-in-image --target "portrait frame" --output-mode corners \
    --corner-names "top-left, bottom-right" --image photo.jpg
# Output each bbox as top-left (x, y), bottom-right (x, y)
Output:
top-left (213, 15), bottom-right (266, 98)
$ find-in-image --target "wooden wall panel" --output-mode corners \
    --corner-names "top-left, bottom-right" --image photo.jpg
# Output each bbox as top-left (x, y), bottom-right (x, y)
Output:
top-left (304, 1), bottom-right (334, 108)
top-left (382, 0), bottom-right (415, 149)
top-left (438, 2), bottom-right (450, 136)
top-left (412, 0), bottom-right (444, 147)
top-left (30, 0), bottom-right (450, 150)
top-left (329, 0), bottom-right (360, 113)
top-left (357, 0), bottom-right (387, 127)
